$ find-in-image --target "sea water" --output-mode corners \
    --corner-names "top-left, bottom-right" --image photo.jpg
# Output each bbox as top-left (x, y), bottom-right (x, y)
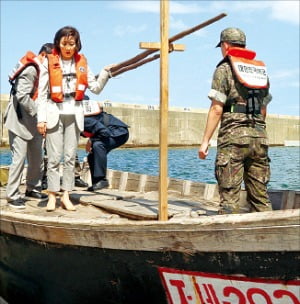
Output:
top-left (0, 146), bottom-right (299, 191)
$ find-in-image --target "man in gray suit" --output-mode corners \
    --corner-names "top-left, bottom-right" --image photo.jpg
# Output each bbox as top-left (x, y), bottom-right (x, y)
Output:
top-left (4, 43), bottom-right (53, 209)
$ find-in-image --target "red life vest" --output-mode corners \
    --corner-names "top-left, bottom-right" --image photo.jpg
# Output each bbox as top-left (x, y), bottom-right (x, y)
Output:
top-left (227, 47), bottom-right (268, 89)
top-left (47, 50), bottom-right (88, 102)
top-left (9, 51), bottom-right (40, 100)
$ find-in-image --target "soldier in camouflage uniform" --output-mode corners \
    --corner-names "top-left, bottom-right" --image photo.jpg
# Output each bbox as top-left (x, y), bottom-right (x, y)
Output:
top-left (198, 28), bottom-right (272, 214)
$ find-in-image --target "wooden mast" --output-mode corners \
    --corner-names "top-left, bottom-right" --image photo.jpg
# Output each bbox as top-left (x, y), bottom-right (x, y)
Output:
top-left (158, 0), bottom-right (169, 221)
top-left (138, 4), bottom-right (226, 221)
top-left (139, 0), bottom-right (185, 221)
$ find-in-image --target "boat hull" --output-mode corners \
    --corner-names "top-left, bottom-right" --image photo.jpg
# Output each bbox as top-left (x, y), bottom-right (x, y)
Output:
top-left (1, 168), bottom-right (299, 303)
top-left (1, 233), bottom-right (299, 304)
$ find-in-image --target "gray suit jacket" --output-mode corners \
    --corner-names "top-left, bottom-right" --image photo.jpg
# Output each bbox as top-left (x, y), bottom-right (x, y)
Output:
top-left (4, 65), bottom-right (39, 140)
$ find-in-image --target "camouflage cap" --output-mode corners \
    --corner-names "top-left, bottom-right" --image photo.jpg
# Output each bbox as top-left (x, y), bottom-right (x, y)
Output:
top-left (216, 27), bottom-right (246, 47)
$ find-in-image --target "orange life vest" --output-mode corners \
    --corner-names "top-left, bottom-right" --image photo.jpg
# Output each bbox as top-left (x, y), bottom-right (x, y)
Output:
top-left (9, 51), bottom-right (40, 100)
top-left (227, 47), bottom-right (268, 89)
top-left (47, 50), bottom-right (88, 102)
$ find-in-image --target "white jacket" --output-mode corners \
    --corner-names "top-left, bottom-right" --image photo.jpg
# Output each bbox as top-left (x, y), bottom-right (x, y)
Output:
top-left (37, 57), bottom-right (110, 131)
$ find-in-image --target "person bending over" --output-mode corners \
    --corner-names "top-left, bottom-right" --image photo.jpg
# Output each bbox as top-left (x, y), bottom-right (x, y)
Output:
top-left (82, 100), bottom-right (129, 191)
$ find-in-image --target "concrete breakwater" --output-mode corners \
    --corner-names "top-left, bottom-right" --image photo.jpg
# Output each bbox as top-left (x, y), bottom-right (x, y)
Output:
top-left (1, 94), bottom-right (299, 147)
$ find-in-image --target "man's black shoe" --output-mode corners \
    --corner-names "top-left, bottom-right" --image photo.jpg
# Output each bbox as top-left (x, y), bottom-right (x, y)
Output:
top-left (75, 177), bottom-right (88, 188)
top-left (8, 198), bottom-right (26, 209)
top-left (25, 190), bottom-right (48, 200)
top-left (87, 179), bottom-right (109, 192)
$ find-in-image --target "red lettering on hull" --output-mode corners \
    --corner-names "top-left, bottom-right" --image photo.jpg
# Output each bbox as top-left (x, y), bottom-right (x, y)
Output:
top-left (158, 267), bottom-right (300, 304)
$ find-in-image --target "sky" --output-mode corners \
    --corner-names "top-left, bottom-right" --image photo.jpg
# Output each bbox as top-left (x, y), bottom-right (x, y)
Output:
top-left (1, 0), bottom-right (299, 116)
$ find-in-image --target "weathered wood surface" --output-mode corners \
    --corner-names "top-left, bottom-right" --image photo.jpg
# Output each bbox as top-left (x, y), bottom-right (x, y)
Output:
top-left (0, 185), bottom-right (218, 222)
top-left (1, 185), bottom-right (300, 253)
top-left (1, 167), bottom-right (300, 253)
top-left (73, 189), bottom-right (218, 220)
top-left (1, 167), bottom-right (299, 221)
top-left (1, 207), bottom-right (299, 253)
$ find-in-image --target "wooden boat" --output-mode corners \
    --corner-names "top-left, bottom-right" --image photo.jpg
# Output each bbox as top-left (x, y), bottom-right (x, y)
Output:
top-left (0, 167), bottom-right (299, 304)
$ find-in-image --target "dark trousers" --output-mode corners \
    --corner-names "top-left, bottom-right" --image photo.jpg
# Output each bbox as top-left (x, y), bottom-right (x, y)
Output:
top-left (88, 133), bottom-right (129, 184)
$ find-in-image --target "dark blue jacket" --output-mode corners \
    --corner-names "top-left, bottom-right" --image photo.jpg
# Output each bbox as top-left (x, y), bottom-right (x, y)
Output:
top-left (83, 112), bottom-right (129, 140)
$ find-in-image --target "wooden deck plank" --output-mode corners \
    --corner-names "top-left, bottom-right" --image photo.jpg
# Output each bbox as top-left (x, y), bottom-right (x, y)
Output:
top-left (1, 167), bottom-right (299, 224)
top-left (70, 189), bottom-right (219, 220)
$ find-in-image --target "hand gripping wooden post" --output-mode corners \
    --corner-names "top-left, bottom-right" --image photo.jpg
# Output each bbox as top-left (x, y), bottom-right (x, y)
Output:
top-left (139, 0), bottom-right (185, 221)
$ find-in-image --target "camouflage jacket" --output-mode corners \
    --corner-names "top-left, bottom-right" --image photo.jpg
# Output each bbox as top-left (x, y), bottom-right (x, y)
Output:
top-left (208, 58), bottom-right (272, 147)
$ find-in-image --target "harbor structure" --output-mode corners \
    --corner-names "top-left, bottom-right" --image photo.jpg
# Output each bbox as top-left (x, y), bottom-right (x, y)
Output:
top-left (1, 94), bottom-right (299, 147)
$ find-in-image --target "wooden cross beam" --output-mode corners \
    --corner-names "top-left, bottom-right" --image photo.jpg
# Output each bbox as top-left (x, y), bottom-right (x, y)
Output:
top-left (139, 42), bottom-right (185, 52)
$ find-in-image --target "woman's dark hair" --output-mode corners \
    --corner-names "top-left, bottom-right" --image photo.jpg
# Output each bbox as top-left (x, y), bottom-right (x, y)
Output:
top-left (38, 43), bottom-right (54, 54)
top-left (53, 26), bottom-right (82, 52)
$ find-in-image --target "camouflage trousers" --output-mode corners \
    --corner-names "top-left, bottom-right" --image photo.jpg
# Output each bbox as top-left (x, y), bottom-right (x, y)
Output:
top-left (215, 139), bottom-right (272, 214)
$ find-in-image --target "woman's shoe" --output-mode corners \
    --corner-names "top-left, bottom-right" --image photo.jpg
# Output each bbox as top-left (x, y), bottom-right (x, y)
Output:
top-left (61, 198), bottom-right (76, 211)
top-left (46, 199), bottom-right (56, 212)
top-left (47, 192), bottom-right (57, 212)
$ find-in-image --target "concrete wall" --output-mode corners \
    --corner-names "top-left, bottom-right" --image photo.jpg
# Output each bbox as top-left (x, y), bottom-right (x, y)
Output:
top-left (1, 94), bottom-right (299, 147)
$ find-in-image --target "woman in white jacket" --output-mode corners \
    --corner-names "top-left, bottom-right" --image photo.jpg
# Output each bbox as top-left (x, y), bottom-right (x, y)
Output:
top-left (37, 25), bottom-right (113, 211)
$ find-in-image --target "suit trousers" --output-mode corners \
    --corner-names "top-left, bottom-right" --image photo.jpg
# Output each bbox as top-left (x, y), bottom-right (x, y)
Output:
top-left (46, 114), bottom-right (80, 192)
top-left (88, 133), bottom-right (129, 184)
top-left (42, 143), bottom-right (81, 182)
top-left (6, 131), bottom-right (43, 201)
